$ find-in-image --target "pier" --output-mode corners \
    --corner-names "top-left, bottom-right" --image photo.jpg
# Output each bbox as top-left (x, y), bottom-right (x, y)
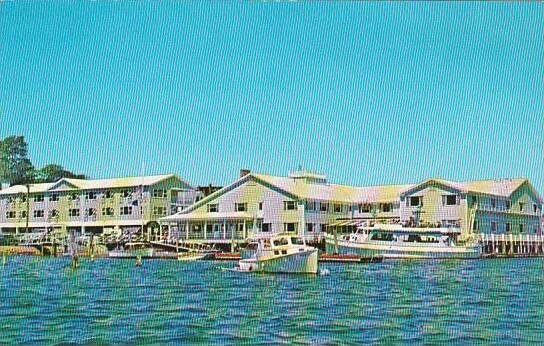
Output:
top-left (479, 233), bottom-right (544, 258)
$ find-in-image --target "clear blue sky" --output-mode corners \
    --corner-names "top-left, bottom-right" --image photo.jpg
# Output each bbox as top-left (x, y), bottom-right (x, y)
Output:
top-left (1, 2), bottom-right (543, 192)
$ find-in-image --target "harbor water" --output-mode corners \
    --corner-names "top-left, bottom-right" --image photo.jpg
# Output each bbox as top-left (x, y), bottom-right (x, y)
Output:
top-left (1, 257), bottom-right (543, 344)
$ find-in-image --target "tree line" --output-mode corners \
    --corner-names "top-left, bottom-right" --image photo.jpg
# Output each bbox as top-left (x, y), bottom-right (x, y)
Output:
top-left (0, 136), bottom-right (86, 186)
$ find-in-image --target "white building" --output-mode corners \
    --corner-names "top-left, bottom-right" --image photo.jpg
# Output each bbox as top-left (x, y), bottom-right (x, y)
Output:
top-left (161, 170), bottom-right (411, 246)
top-left (400, 178), bottom-right (543, 235)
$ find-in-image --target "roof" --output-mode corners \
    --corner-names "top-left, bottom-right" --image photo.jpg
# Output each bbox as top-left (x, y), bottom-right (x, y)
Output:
top-left (252, 173), bottom-right (412, 204)
top-left (180, 172), bottom-right (413, 214)
top-left (0, 174), bottom-right (180, 195)
top-left (401, 177), bottom-right (538, 199)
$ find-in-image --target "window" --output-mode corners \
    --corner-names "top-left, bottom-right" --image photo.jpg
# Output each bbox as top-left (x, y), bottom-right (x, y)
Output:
top-left (153, 189), bottom-right (167, 198)
top-left (49, 194), bottom-right (59, 202)
top-left (381, 203), bottom-right (393, 213)
top-left (359, 204), bottom-right (371, 213)
top-left (121, 190), bottom-right (132, 198)
top-left (334, 204), bottom-right (342, 213)
top-left (69, 209), bottom-right (80, 217)
top-left (319, 202), bottom-right (329, 212)
top-left (207, 204), bottom-right (218, 213)
top-left (284, 223), bottom-right (297, 232)
top-left (85, 191), bottom-right (97, 200)
top-left (235, 203), bottom-right (247, 212)
top-left (20, 195), bottom-right (27, 203)
top-left (19, 211), bottom-right (27, 218)
top-left (445, 195), bottom-right (457, 206)
top-left (519, 224), bottom-right (524, 233)
top-left (306, 201), bottom-right (316, 211)
top-left (321, 224), bottom-right (328, 233)
top-left (284, 201), bottom-right (296, 210)
top-left (470, 196), bottom-right (479, 207)
top-left (33, 194), bottom-right (44, 202)
top-left (491, 221), bottom-right (497, 232)
top-left (86, 208), bottom-right (96, 216)
top-left (490, 198), bottom-right (496, 208)
top-left (262, 223), bottom-right (271, 232)
top-left (519, 203), bottom-right (524, 212)
top-left (410, 196), bottom-right (422, 207)
top-left (534, 204), bottom-right (538, 213)
top-left (506, 222), bottom-right (511, 233)
top-left (104, 191), bottom-right (114, 199)
top-left (153, 206), bottom-right (166, 216)
top-left (33, 210), bottom-right (44, 218)
top-left (6, 211), bottom-right (16, 219)
top-left (68, 193), bottom-right (79, 201)
top-left (120, 206), bottom-right (132, 215)
top-left (102, 207), bottom-right (114, 216)
top-left (258, 202), bottom-right (263, 211)
top-left (49, 209), bottom-right (59, 218)
top-left (306, 223), bottom-right (314, 233)
top-left (506, 200), bottom-right (511, 209)
top-left (473, 220), bottom-right (479, 231)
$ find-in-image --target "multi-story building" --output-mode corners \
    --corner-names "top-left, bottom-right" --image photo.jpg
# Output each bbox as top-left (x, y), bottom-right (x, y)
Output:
top-left (400, 178), bottom-right (543, 235)
top-left (160, 170), bottom-right (412, 246)
top-left (161, 171), bottom-right (543, 247)
top-left (0, 174), bottom-right (202, 239)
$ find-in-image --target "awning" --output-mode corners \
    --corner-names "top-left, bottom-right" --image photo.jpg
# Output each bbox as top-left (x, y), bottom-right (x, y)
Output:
top-left (161, 211), bottom-right (254, 222)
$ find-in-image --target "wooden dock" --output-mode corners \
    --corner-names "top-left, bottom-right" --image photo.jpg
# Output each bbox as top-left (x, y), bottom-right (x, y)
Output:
top-left (479, 233), bottom-right (544, 258)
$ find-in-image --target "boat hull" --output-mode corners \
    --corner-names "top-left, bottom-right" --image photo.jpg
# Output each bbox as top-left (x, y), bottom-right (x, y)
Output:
top-left (325, 237), bottom-right (480, 259)
top-left (239, 249), bottom-right (319, 274)
top-left (109, 249), bottom-right (154, 259)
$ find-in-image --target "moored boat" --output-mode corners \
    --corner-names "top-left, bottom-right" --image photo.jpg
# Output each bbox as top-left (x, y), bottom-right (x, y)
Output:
top-left (325, 224), bottom-right (480, 259)
top-left (236, 232), bottom-right (319, 274)
top-left (109, 242), bottom-right (154, 259)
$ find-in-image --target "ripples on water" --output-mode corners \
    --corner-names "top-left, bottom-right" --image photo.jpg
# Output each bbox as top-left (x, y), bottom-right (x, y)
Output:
top-left (1, 257), bottom-right (543, 344)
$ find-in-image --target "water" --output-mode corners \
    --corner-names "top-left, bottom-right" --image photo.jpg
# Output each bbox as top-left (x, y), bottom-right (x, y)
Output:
top-left (1, 257), bottom-right (543, 344)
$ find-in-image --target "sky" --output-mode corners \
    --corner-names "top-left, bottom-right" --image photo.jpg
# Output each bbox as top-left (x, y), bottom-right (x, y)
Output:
top-left (0, 2), bottom-right (543, 192)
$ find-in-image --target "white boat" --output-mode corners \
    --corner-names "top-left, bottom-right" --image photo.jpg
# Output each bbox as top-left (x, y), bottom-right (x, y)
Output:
top-left (109, 242), bottom-right (154, 258)
top-left (325, 224), bottom-right (480, 259)
top-left (177, 251), bottom-right (211, 261)
top-left (236, 233), bottom-right (319, 274)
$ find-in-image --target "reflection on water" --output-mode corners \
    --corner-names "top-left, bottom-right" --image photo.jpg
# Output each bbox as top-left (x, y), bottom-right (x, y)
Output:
top-left (1, 257), bottom-right (543, 344)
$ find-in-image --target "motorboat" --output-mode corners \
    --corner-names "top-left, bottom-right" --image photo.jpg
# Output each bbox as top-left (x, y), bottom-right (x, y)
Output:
top-left (236, 232), bottom-right (318, 274)
top-left (325, 223), bottom-right (480, 259)
top-left (108, 242), bottom-right (154, 259)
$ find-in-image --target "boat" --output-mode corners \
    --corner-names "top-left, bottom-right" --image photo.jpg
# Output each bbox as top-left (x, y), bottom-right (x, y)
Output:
top-left (109, 242), bottom-right (154, 259)
top-left (325, 223), bottom-right (480, 259)
top-left (236, 232), bottom-right (319, 274)
top-left (177, 252), bottom-right (209, 261)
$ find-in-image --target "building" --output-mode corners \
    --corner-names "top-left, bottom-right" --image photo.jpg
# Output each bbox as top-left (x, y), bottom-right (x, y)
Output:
top-left (161, 170), bottom-right (543, 247)
top-left (400, 178), bottom-right (543, 235)
top-left (160, 170), bottom-right (412, 247)
top-left (0, 174), bottom-right (202, 240)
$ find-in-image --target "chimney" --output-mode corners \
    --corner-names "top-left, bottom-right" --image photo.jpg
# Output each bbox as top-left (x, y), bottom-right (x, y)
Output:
top-left (240, 169), bottom-right (251, 178)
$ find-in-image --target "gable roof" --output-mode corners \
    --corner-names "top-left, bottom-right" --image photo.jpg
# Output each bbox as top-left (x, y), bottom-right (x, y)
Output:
top-left (401, 177), bottom-right (540, 201)
top-left (179, 172), bottom-right (412, 214)
top-left (0, 174), bottom-right (182, 195)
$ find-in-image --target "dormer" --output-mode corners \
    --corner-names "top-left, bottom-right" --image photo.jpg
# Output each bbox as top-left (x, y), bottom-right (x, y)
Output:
top-left (288, 170), bottom-right (327, 185)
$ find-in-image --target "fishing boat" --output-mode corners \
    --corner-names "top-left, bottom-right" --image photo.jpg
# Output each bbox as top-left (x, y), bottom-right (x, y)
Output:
top-left (325, 224), bottom-right (480, 259)
top-left (236, 232), bottom-right (319, 274)
top-left (109, 242), bottom-right (154, 259)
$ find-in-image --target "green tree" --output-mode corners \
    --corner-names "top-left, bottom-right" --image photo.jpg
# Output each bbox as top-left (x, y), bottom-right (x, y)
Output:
top-left (0, 136), bottom-right (35, 185)
top-left (35, 164), bottom-right (86, 183)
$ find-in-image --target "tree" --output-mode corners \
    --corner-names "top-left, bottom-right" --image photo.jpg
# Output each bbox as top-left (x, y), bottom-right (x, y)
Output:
top-left (0, 136), bottom-right (35, 186)
top-left (35, 164), bottom-right (86, 183)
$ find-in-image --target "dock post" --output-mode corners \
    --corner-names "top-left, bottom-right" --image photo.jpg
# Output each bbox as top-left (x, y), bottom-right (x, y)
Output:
top-left (333, 225), bottom-right (339, 255)
top-left (509, 233), bottom-right (513, 255)
top-left (491, 234), bottom-right (495, 254)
